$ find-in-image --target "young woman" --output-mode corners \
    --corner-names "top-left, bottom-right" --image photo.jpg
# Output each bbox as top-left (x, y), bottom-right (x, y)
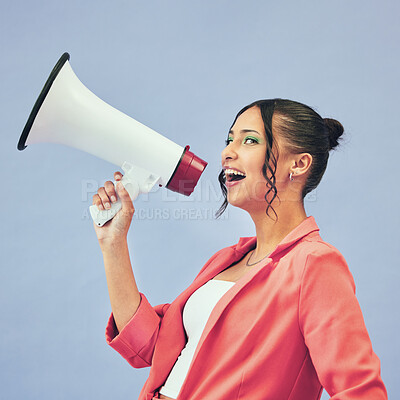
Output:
top-left (93, 99), bottom-right (387, 400)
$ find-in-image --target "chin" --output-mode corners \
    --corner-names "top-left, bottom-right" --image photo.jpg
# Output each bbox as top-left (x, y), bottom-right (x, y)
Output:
top-left (227, 194), bottom-right (257, 213)
top-left (227, 197), bottom-right (246, 210)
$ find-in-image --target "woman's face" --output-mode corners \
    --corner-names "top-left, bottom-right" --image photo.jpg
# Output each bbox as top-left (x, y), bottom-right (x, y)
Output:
top-left (221, 106), bottom-right (291, 212)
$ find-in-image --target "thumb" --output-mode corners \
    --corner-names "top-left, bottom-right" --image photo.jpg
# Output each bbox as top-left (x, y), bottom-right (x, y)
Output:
top-left (116, 181), bottom-right (135, 212)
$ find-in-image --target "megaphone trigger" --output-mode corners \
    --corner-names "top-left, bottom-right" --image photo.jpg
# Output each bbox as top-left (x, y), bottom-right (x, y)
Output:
top-left (120, 163), bottom-right (161, 197)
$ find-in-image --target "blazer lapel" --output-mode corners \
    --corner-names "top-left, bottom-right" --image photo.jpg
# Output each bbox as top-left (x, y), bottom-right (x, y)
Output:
top-left (147, 244), bottom-right (252, 392)
top-left (184, 253), bottom-right (275, 381)
top-left (173, 238), bottom-right (256, 307)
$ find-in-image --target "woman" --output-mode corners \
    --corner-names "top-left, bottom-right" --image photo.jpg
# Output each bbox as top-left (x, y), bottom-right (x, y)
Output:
top-left (93, 99), bottom-right (387, 399)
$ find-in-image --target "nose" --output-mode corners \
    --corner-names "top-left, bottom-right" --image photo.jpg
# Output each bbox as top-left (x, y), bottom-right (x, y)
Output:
top-left (221, 141), bottom-right (238, 163)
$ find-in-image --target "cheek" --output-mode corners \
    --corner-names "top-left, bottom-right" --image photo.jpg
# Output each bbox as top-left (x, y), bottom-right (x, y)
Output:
top-left (241, 169), bottom-right (269, 201)
top-left (248, 158), bottom-right (282, 202)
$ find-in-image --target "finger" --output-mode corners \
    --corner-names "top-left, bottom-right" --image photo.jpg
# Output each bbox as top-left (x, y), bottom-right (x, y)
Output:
top-left (116, 181), bottom-right (135, 214)
top-left (92, 194), bottom-right (105, 211)
top-left (114, 171), bottom-right (123, 181)
top-left (97, 187), bottom-right (111, 210)
top-left (104, 180), bottom-right (117, 203)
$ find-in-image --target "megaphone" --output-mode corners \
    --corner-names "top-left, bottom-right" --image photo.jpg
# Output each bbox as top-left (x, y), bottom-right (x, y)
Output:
top-left (17, 53), bottom-right (207, 226)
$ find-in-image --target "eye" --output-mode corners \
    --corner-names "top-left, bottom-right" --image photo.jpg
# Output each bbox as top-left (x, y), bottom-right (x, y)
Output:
top-left (243, 136), bottom-right (259, 144)
top-left (225, 137), bottom-right (233, 146)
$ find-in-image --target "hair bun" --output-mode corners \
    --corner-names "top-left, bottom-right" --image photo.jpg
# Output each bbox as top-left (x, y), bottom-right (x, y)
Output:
top-left (324, 118), bottom-right (344, 150)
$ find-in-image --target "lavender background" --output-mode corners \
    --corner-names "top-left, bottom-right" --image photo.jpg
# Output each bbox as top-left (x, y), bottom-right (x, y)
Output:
top-left (1, 1), bottom-right (398, 399)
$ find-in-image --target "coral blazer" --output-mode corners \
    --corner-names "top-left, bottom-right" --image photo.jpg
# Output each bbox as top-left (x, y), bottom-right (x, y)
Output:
top-left (106, 216), bottom-right (387, 400)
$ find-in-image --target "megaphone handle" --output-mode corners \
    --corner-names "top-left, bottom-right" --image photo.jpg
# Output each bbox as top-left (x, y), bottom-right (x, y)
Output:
top-left (89, 175), bottom-right (140, 227)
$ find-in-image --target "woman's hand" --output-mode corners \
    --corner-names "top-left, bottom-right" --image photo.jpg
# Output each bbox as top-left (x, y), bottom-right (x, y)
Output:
top-left (92, 171), bottom-right (135, 248)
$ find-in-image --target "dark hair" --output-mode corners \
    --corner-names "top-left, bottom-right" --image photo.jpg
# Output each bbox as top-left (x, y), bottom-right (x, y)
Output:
top-left (216, 98), bottom-right (344, 219)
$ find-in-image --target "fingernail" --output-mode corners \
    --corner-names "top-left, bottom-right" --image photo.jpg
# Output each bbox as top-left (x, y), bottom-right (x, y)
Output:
top-left (104, 202), bottom-right (111, 209)
top-left (111, 196), bottom-right (117, 203)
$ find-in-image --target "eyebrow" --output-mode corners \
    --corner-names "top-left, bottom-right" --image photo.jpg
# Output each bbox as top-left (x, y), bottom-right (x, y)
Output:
top-left (228, 129), bottom-right (262, 136)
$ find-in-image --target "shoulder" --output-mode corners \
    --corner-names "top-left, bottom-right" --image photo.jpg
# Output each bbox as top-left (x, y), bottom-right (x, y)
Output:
top-left (284, 228), bottom-right (347, 263)
top-left (301, 235), bottom-right (349, 268)
top-left (297, 236), bottom-right (355, 294)
top-left (280, 233), bottom-right (354, 287)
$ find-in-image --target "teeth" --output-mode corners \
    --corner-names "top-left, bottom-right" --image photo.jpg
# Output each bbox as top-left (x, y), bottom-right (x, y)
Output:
top-left (224, 169), bottom-right (246, 177)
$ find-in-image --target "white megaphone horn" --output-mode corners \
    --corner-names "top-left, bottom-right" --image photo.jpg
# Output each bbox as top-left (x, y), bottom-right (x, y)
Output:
top-left (18, 53), bottom-right (207, 226)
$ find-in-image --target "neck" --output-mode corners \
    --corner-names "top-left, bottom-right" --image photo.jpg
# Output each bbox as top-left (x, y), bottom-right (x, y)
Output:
top-left (248, 201), bottom-right (307, 260)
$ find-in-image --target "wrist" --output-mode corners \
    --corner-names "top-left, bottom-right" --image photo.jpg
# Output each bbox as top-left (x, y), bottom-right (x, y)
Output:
top-left (99, 237), bottom-right (128, 253)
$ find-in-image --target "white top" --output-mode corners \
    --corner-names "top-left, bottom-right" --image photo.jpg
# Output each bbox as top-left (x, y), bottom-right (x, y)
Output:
top-left (159, 279), bottom-right (236, 398)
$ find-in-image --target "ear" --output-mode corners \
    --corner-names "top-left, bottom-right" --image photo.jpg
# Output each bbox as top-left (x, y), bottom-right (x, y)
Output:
top-left (291, 152), bottom-right (313, 177)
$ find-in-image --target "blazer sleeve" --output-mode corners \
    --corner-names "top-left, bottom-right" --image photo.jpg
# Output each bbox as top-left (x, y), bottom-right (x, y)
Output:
top-left (105, 292), bottom-right (170, 368)
top-left (298, 246), bottom-right (388, 399)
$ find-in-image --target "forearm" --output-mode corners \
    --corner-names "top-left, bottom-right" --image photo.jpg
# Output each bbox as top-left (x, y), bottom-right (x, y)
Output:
top-left (101, 239), bottom-right (141, 333)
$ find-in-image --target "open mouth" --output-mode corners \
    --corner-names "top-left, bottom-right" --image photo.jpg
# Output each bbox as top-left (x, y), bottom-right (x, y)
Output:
top-left (224, 168), bottom-right (246, 183)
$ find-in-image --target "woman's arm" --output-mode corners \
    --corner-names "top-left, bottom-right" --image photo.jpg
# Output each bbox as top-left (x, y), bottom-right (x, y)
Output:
top-left (94, 172), bottom-right (169, 368)
top-left (93, 171), bottom-right (140, 333)
top-left (101, 238), bottom-right (141, 333)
